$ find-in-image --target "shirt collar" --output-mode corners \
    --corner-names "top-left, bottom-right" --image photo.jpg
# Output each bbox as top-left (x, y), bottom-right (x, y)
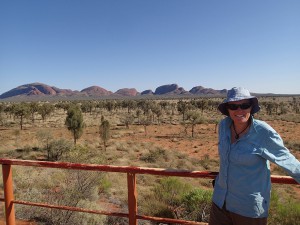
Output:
top-left (224, 115), bottom-right (257, 134)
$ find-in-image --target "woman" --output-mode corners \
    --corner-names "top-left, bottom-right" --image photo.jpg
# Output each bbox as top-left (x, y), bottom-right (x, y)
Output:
top-left (209, 87), bottom-right (300, 225)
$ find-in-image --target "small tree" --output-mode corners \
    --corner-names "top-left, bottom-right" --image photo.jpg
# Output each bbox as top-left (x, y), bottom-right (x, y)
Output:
top-left (121, 114), bottom-right (135, 129)
top-left (12, 103), bottom-right (30, 130)
top-left (177, 100), bottom-right (192, 121)
top-left (65, 105), bottom-right (84, 144)
top-left (152, 105), bottom-right (163, 124)
top-left (81, 101), bottom-right (94, 115)
top-left (29, 102), bottom-right (39, 123)
top-left (186, 110), bottom-right (205, 137)
top-left (140, 116), bottom-right (152, 136)
top-left (99, 119), bottom-right (110, 151)
top-left (36, 129), bottom-right (53, 150)
top-left (38, 103), bottom-right (55, 122)
top-left (136, 109), bottom-right (142, 124)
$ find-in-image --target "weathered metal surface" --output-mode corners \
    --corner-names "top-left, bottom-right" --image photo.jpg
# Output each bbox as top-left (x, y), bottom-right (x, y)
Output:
top-left (127, 173), bottom-right (137, 225)
top-left (270, 175), bottom-right (299, 184)
top-left (2, 164), bottom-right (16, 225)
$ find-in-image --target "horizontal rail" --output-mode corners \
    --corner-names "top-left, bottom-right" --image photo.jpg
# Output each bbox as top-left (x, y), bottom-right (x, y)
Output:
top-left (0, 158), bottom-right (298, 184)
top-left (0, 158), bottom-right (218, 178)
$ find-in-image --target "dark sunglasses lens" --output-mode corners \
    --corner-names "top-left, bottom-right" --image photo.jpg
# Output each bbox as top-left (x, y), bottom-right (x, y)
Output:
top-left (227, 104), bottom-right (238, 110)
top-left (240, 103), bottom-right (251, 109)
top-left (227, 103), bottom-right (251, 110)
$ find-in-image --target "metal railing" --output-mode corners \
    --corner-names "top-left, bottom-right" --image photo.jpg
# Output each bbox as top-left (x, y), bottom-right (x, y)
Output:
top-left (0, 158), bottom-right (298, 225)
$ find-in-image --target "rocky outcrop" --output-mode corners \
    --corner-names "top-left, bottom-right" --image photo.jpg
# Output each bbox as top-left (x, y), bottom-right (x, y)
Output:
top-left (81, 86), bottom-right (112, 96)
top-left (115, 88), bottom-right (139, 96)
top-left (189, 86), bottom-right (227, 95)
top-left (0, 83), bottom-right (57, 99)
top-left (52, 87), bottom-right (75, 95)
top-left (27, 87), bottom-right (44, 96)
top-left (141, 90), bottom-right (154, 95)
top-left (154, 84), bottom-right (187, 95)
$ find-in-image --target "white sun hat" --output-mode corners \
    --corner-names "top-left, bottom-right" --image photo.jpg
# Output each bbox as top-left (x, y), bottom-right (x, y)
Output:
top-left (218, 87), bottom-right (260, 116)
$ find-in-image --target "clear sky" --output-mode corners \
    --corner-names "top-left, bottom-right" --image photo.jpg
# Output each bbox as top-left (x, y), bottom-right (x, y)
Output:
top-left (1, 0), bottom-right (299, 95)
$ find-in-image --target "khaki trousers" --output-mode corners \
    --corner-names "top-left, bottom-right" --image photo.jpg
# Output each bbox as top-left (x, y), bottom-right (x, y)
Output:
top-left (209, 202), bottom-right (267, 225)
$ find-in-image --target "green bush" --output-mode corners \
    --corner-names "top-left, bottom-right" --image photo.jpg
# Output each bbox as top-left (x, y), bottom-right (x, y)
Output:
top-left (153, 177), bottom-right (192, 206)
top-left (141, 177), bottom-right (213, 223)
top-left (141, 177), bottom-right (192, 219)
top-left (47, 138), bottom-right (72, 161)
top-left (268, 189), bottom-right (300, 225)
top-left (182, 188), bottom-right (212, 222)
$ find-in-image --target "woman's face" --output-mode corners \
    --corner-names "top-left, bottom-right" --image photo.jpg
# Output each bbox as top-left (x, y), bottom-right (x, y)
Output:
top-left (226, 99), bottom-right (252, 125)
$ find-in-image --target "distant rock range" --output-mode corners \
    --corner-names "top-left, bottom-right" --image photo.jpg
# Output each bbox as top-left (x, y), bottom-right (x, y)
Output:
top-left (0, 82), bottom-right (229, 100)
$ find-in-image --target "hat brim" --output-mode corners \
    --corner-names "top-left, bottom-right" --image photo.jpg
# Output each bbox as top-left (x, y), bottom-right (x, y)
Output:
top-left (218, 97), bottom-right (260, 116)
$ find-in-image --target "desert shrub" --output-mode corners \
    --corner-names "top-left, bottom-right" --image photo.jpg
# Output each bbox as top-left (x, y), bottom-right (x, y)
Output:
top-left (104, 216), bottom-right (129, 225)
top-left (141, 177), bottom-right (214, 223)
top-left (181, 188), bottom-right (212, 222)
top-left (105, 215), bottom-right (152, 225)
top-left (279, 113), bottom-right (300, 123)
top-left (141, 177), bottom-right (189, 219)
top-left (121, 113), bottom-right (135, 128)
top-left (15, 167), bottom-right (107, 225)
top-left (154, 177), bottom-right (192, 206)
top-left (47, 138), bottom-right (73, 161)
top-left (141, 177), bottom-right (202, 222)
top-left (268, 189), bottom-right (300, 225)
top-left (199, 154), bottom-right (210, 170)
top-left (0, 113), bottom-right (3, 126)
top-left (63, 144), bottom-right (106, 167)
top-left (140, 148), bottom-right (167, 163)
top-left (23, 144), bottom-right (32, 153)
top-left (257, 113), bottom-right (300, 123)
top-left (98, 177), bottom-right (112, 194)
top-left (115, 141), bottom-right (129, 152)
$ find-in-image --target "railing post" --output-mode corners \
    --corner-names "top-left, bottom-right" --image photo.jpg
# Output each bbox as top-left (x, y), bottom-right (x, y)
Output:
top-left (2, 164), bottom-right (16, 225)
top-left (127, 172), bottom-right (137, 225)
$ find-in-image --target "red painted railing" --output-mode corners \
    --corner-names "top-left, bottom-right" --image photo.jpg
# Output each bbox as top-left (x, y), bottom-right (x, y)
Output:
top-left (0, 158), bottom-right (298, 225)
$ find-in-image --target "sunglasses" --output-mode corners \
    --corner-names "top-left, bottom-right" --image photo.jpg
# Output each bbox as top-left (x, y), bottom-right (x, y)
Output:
top-left (226, 103), bottom-right (252, 110)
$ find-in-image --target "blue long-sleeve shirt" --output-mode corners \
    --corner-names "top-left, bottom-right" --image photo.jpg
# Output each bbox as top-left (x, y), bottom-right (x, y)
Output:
top-left (212, 116), bottom-right (300, 218)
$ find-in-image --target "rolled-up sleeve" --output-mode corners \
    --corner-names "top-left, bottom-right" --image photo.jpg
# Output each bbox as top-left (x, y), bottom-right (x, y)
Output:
top-left (261, 129), bottom-right (300, 183)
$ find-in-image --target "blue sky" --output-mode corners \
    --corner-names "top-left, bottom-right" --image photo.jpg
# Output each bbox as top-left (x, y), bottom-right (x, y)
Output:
top-left (1, 0), bottom-right (299, 95)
